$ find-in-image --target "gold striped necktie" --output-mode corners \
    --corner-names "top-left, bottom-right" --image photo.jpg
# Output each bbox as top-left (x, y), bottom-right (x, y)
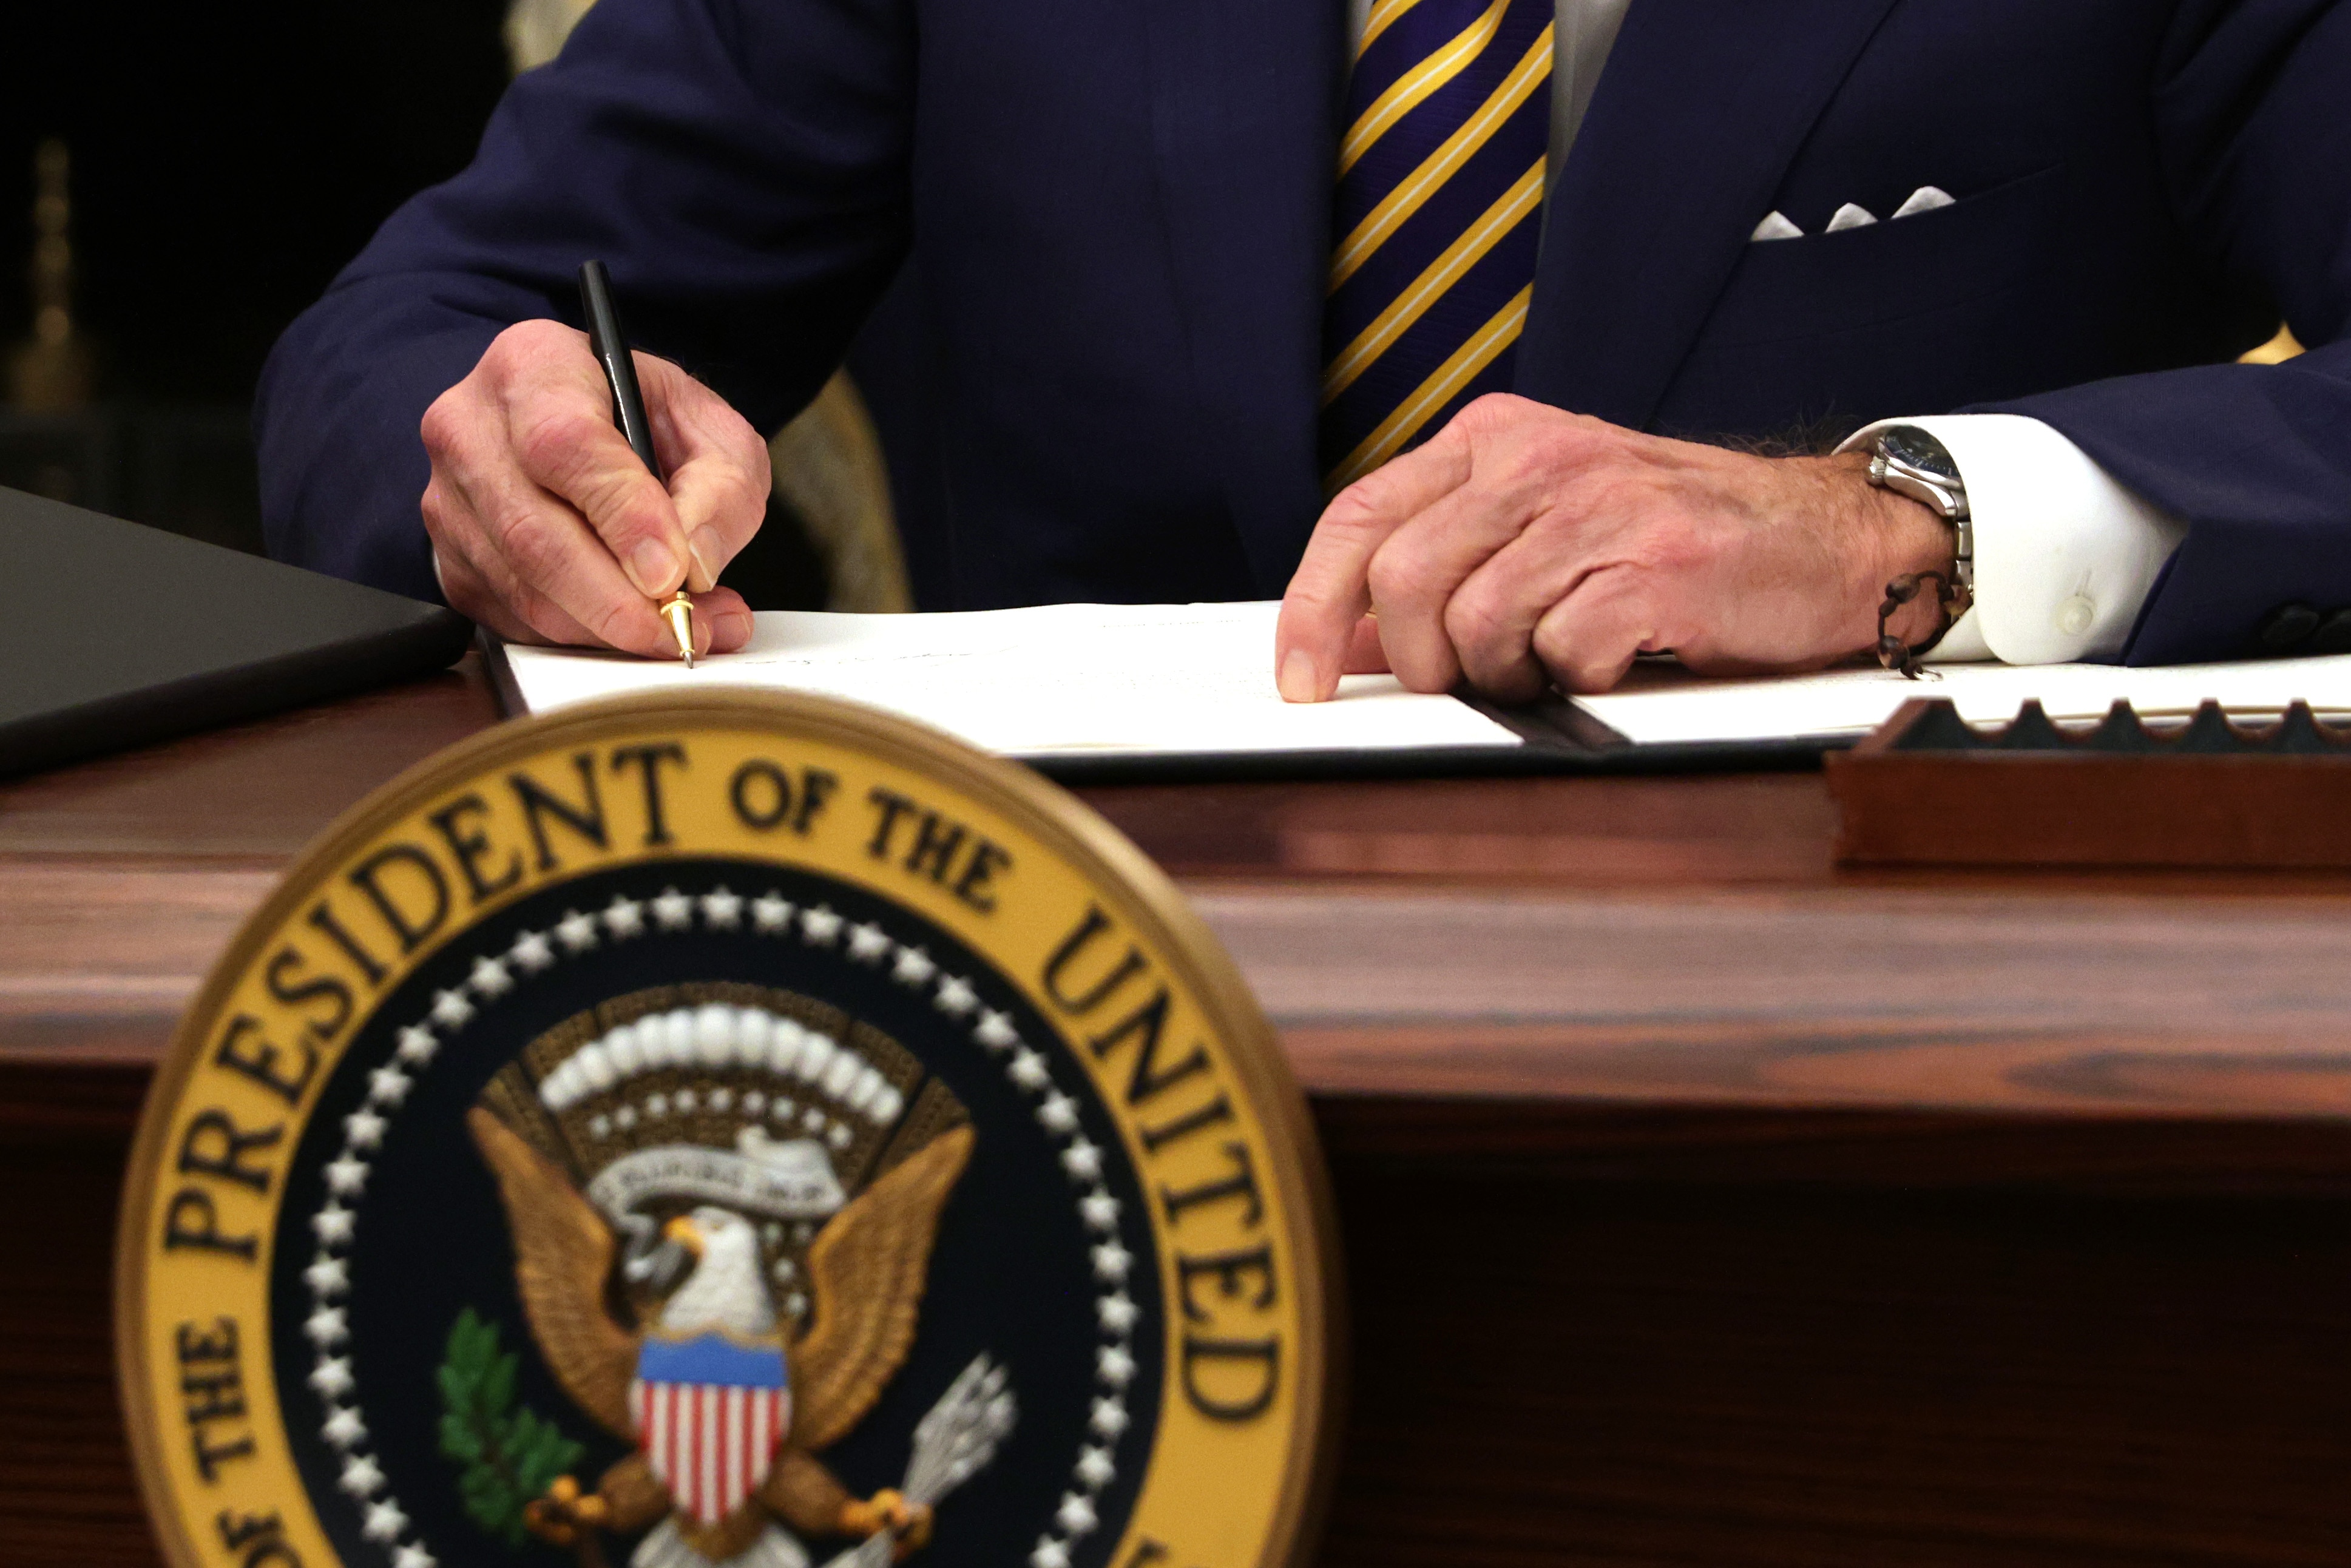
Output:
top-left (1320, 0), bottom-right (1554, 492)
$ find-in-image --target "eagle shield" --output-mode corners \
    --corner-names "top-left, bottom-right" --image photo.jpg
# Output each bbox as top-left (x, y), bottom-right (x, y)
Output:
top-left (117, 697), bottom-right (1333, 1568)
top-left (463, 990), bottom-right (998, 1566)
top-left (630, 1331), bottom-right (791, 1527)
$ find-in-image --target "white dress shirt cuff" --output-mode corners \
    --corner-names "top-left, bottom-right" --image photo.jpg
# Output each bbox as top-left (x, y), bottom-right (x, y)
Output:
top-left (1836, 413), bottom-right (2186, 664)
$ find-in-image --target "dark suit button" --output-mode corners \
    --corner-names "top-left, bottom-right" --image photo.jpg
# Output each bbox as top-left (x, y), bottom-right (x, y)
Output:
top-left (2259, 603), bottom-right (2320, 650)
top-left (2311, 608), bottom-right (2351, 656)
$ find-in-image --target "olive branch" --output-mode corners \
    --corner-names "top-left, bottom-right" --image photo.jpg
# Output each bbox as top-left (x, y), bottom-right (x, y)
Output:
top-left (437, 1308), bottom-right (585, 1548)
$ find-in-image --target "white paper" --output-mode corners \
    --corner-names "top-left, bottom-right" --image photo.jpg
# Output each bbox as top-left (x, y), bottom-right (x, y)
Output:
top-left (500, 599), bottom-right (2351, 758)
top-left (1575, 652), bottom-right (2351, 746)
top-left (499, 601), bottom-right (1526, 757)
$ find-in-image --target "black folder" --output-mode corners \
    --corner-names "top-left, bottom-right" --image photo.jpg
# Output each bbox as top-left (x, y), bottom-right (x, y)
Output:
top-left (0, 486), bottom-right (472, 778)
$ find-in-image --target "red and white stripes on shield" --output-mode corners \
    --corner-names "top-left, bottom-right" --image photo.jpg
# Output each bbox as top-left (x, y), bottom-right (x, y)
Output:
top-left (630, 1377), bottom-right (792, 1526)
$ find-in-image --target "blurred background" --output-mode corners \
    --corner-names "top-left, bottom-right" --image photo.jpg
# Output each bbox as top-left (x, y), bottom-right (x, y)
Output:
top-left (0, 0), bottom-right (512, 555)
top-left (0, 0), bottom-right (915, 610)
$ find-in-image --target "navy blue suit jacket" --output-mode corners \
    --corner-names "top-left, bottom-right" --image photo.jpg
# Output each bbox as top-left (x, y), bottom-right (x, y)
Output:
top-left (258, 0), bottom-right (2351, 663)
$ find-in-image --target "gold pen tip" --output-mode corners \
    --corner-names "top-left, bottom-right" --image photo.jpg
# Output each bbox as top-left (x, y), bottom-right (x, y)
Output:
top-left (658, 592), bottom-right (695, 669)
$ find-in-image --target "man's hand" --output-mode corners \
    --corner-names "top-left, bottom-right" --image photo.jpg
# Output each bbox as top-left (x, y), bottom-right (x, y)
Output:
top-left (1275, 394), bottom-right (1955, 702)
top-left (421, 319), bottom-right (773, 656)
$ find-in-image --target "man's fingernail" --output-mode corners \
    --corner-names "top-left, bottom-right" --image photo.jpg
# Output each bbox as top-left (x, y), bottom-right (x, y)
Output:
top-left (626, 538), bottom-right (678, 597)
top-left (715, 607), bottom-right (753, 647)
top-left (1278, 649), bottom-right (1321, 703)
top-left (687, 529), bottom-right (722, 593)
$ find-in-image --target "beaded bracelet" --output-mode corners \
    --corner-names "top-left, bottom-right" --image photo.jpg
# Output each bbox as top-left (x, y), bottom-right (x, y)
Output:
top-left (1875, 570), bottom-right (1972, 679)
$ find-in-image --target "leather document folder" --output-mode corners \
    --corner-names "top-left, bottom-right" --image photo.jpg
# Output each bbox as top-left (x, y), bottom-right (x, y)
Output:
top-left (0, 486), bottom-right (471, 778)
top-left (484, 603), bottom-right (1815, 782)
top-left (487, 601), bottom-right (2351, 784)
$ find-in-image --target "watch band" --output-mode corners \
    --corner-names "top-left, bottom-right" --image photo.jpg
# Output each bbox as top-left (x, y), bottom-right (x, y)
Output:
top-left (1867, 428), bottom-right (1974, 593)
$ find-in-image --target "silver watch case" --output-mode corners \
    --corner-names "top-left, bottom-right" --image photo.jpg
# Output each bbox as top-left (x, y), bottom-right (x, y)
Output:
top-left (1867, 426), bottom-right (1974, 592)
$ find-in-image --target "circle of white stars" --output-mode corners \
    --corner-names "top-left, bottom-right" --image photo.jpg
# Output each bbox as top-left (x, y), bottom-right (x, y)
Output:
top-left (302, 882), bottom-right (1147, 1568)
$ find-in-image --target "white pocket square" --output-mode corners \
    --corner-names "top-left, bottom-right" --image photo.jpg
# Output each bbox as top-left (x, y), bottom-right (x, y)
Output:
top-left (1892, 184), bottom-right (1955, 217)
top-left (1751, 186), bottom-right (1959, 243)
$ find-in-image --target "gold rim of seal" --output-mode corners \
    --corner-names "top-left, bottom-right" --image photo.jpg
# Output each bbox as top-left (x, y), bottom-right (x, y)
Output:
top-left (115, 688), bottom-right (1344, 1568)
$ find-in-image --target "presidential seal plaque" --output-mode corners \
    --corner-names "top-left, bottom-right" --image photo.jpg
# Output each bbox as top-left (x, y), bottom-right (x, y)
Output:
top-left (119, 692), bottom-right (1336, 1568)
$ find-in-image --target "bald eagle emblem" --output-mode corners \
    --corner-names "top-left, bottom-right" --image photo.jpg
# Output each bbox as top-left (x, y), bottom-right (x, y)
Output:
top-left (626, 1209), bottom-right (793, 1529)
top-left (466, 992), bottom-right (1015, 1568)
top-left (120, 703), bottom-right (1337, 1568)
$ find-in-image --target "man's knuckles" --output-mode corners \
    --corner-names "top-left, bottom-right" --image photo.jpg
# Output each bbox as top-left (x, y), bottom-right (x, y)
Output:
top-left (1440, 580), bottom-right (1524, 662)
top-left (482, 319), bottom-right (590, 381)
top-left (574, 466), bottom-right (678, 552)
top-left (1319, 475), bottom-right (1408, 539)
top-left (1452, 391), bottom-right (1541, 439)
top-left (579, 594), bottom-right (657, 653)
top-left (485, 506), bottom-right (576, 589)
top-left (419, 476), bottom-right (461, 539)
top-left (1466, 655), bottom-right (1549, 705)
top-left (419, 378), bottom-right (509, 467)
top-left (441, 549), bottom-right (547, 646)
top-left (435, 554), bottom-right (500, 626)
top-left (740, 425), bottom-right (776, 484)
top-left (1364, 540), bottom-right (1444, 615)
top-left (509, 583), bottom-right (577, 647)
top-left (1381, 641), bottom-right (1460, 694)
top-left (418, 394), bottom-right (462, 461)
top-left (650, 359), bottom-right (766, 469)
top-left (1454, 393), bottom-right (1607, 461)
top-left (513, 404), bottom-right (629, 492)
top-left (1622, 505), bottom-right (1725, 578)
top-left (513, 413), bottom-right (680, 564)
top-left (678, 458), bottom-right (767, 539)
top-left (1532, 624), bottom-right (1629, 695)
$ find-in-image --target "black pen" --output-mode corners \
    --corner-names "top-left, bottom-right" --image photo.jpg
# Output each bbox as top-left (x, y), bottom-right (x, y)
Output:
top-left (578, 259), bottom-right (696, 667)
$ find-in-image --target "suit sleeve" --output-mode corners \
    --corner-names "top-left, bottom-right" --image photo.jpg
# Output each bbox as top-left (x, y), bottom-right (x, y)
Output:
top-left (1978, 0), bottom-right (2351, 664)
top-left (254, 0), bottom-right (915, 600)
top-left (1834, 414), bottom-right (2187, 665)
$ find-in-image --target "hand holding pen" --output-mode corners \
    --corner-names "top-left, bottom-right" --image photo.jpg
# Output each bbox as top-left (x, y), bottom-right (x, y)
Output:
top-left (580, 260), bottom-right (694, 664)
top-left (416, 264), bottom-right (770, 661)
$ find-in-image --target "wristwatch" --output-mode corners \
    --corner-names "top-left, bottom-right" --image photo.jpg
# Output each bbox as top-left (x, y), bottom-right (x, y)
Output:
top-left (1867, 425), bottom-right (1974, 593)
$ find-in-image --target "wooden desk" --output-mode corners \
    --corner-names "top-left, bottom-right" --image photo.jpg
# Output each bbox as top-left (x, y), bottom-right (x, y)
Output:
top-left (6, 661), bottom-right (2348, 1567)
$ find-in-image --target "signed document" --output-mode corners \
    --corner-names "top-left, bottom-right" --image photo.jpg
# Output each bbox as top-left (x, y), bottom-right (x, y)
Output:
top-left (496, 601), bottom-right (1526, 759)
top-left (494, 600), bottom-right (2351, 763)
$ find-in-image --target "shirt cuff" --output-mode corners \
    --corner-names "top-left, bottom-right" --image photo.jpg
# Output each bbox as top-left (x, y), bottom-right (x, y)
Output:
top-left (1836, 413), bottom-right (2186, 664)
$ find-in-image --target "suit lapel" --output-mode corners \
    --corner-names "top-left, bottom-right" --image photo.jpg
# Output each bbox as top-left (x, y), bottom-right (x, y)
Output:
top-left (1140, 0), bottom-right (1345, 593)
top-left (1517, 0), bottom-right (1903, 430)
